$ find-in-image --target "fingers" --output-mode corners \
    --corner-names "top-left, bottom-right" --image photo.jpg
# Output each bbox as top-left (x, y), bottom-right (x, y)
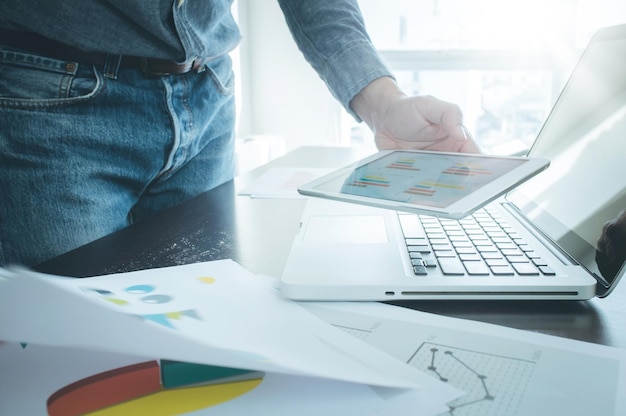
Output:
top-left (458, 126), bottom-right (482, 153)
top-left (415, 95), bottom-right (466, 142)
top-left (459, 136), bottom-right (482, 153)
top-left (373, 94), bottom-right (479, 153)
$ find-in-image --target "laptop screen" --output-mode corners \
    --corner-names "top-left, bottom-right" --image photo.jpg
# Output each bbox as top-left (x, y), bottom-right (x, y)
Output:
top-left (507, 24), bottom-right (626, 295)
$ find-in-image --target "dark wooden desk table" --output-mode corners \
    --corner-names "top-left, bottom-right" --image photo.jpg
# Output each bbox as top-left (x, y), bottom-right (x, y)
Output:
top-left (37, 146), bottom-right (626, 349)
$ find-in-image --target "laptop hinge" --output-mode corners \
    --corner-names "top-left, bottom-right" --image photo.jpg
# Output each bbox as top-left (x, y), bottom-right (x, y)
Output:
top-left (500, 201), bottom-right (610, 293)
top-left (499, 202), bottom-right (578, 266)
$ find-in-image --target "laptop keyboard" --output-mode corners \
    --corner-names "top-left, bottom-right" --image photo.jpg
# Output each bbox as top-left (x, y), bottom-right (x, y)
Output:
top-left (398, 207), bottom-right (557, 277)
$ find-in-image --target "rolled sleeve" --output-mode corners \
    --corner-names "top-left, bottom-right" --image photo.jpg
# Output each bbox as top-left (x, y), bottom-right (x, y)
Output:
top-left (277, 0), bottom-right (394, 121)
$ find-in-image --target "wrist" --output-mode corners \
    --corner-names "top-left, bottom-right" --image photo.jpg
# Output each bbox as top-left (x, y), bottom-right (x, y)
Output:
top-left (350, 77), bottom-right (405, 129)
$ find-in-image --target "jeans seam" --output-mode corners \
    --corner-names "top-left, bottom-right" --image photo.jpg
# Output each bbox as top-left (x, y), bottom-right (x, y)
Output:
top-left (0, 64), bottom-right (104, 109)
top-left (156, 76), bottom-right (180, 181)
top-left (203, 56), bottom-right (234, 96)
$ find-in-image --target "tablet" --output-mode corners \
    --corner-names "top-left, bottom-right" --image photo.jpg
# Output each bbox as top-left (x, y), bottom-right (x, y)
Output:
top-left (297, 150), bottom-right (550, 219)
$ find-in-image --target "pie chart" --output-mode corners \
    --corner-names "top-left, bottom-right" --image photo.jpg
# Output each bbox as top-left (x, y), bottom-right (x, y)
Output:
top-left (47, 360), bottom-right (263, 416)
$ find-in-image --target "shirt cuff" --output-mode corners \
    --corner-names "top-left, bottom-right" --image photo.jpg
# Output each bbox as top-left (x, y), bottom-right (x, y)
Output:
top-left (319, 39), bottom-right (394, 121)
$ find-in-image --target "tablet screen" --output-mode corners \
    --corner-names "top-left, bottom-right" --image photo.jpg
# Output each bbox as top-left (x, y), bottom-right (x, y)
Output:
top-left (312, 151), bottom-right (530, 209)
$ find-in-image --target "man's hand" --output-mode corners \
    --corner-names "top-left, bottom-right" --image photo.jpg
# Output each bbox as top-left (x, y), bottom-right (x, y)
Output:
top-left (596, 209), bottom-right (626, 280)
top-left (351, 77), bottom-right (481, 153)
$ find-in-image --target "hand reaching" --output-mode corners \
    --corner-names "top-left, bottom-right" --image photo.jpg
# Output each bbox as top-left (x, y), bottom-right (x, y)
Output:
top-left (351, 77), bottom-right (481, 153)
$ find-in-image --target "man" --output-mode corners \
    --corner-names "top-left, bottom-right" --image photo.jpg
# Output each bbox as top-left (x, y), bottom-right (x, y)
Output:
top-left (0, 0), bottom-right (479, 266)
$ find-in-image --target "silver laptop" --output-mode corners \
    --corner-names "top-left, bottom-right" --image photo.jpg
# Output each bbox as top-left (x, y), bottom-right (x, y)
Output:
top-left (281, 24), bottom-right (626, 301)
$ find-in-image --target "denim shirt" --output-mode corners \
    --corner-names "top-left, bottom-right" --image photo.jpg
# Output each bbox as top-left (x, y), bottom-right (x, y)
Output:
top-left (0, 0), bottom-right (392, 117)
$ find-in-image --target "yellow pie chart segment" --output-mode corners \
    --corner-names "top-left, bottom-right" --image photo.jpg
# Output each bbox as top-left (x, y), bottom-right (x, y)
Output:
top-left (88, 378), bottom-right (263, 415)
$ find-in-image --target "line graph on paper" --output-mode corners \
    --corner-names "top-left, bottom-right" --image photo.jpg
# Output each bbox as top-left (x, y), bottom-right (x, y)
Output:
top-left (326, 317), bottom-right (538, 416)
top-left (306, 303), bottom-right (619, 416)
top-left (408, 343), bottom-right (536, 416)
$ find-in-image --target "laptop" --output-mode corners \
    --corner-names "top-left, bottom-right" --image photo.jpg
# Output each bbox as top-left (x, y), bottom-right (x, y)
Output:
top-left (280, 24), bottom-right (626, 301)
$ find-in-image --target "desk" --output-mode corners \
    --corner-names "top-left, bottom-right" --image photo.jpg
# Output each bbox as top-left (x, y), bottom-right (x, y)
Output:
top-left (36, 146), bottom-right (626, 349)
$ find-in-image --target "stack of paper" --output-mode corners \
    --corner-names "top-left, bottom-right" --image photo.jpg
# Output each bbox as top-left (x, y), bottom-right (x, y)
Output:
top-left (0, 260), bottom-right (459, 415)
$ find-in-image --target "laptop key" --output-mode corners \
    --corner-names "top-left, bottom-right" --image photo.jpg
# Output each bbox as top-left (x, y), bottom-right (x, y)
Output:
top-left (423, 259), bottom-right (438, 267)
top-left (495, 242), bottom-right (517, 250)
top-left (485, 258), bottom-right (508, 267)
top-left (490, 265), bottom-right (515, 275)
top-left (506, 254), bottom-right (529, 263)
top-left (411, 258), bottom-right (424, 266)
top-left (459, 253), bottom-right (482, 261)
top-left (438, 257), bottom-right (466, 275)
top-left (501, 248), bottom-right (524, 256)
top-left (452, 241), bottom-right (474, 248)
top-left (511, 262), bottom-right (540, 275)
top-left (408, 245), bottom-right (431, 253)
top-left (406, 238), bottom-right (428, 245)
top-left (481, 251), bottom-right (504, 259)
top-left (398, 215), bottom-right (425, 238)
top-left (477, 245), bottom-right (498, 253)
top-left (431, 243), bottom-right (453, 251)
top-left (413, 265), bottom-right (428, 275)
top-left (463, 261), bottom-right (490, 275)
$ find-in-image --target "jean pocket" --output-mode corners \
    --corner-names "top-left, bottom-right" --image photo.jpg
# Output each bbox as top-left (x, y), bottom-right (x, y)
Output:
top-left (203, 54), bottom-right (235, 96)
top-left (0, 48), bottom-right (102, 108)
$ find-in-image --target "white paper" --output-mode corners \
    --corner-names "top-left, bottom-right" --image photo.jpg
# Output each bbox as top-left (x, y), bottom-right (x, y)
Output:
top-left (238, 168), bottom-right (331, 198)
top-left (0, 343), bottom-right (459, 416)
top-left (303, 301), bottom-right (626, 416)
top-left (0, 261), bottom-right (452, 390)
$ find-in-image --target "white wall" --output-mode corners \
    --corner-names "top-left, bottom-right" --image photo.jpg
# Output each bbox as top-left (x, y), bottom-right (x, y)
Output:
top-left (235, 0), bottom-right (348, 156)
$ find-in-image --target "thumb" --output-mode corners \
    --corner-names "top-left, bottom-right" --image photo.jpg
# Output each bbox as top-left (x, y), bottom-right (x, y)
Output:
top-left (415, 95), bottom-right (467, 142)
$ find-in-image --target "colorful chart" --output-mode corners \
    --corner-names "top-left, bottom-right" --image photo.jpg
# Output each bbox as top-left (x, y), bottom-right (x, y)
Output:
top-left (81, 277), bottom-right (220, 329)
top-left (47, 275), bottom-right (265, 414)
top-left (47, 360), bottom-right (263, 416)
top-left (442, 164), bottom-right (492, 177)
top-left (340, 152), bottom-right (516, 208)
top-left (348, 175), bottom-right (391, 188)
top-left (385, 158), bottom-right (421, 171)
top-left (404, 184), bottom-right (436, 197)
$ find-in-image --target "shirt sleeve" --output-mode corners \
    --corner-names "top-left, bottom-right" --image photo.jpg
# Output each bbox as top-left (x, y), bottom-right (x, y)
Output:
top-left (277, 0), bottom-right (394, 121)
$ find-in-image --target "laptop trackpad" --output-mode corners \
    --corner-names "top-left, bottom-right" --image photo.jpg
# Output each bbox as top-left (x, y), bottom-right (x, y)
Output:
top-left (303, 215), bottom-right (388, 244)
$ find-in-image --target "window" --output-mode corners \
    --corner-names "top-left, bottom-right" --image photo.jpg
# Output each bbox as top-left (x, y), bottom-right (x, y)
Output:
top-left (351, 0), bottom-right (626, 155)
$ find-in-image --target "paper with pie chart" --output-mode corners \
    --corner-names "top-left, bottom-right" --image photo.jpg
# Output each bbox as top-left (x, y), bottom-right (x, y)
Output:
top-left (0, 343), bottom-right (459, 416)
top-left (0, 260), bottom-right (445, 390)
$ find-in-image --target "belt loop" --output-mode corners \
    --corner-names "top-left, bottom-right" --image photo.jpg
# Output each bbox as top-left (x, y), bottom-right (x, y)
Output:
top-left (103, 54), bottom-right (122, 79)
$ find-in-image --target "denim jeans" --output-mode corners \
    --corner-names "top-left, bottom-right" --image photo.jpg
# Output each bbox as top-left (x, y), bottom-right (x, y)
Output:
top-left (0, 49), bottom-right (236, 267)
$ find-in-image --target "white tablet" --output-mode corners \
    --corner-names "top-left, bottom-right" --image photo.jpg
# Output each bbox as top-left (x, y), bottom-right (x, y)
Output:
top-left (298, 150), bottom-right (550, 219)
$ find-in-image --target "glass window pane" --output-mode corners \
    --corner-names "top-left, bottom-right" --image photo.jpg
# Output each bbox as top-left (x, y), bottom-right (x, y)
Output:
top-left (350, 0), bottom-right (626, 154)
top-left (359, 0), bottom-right (578, 51)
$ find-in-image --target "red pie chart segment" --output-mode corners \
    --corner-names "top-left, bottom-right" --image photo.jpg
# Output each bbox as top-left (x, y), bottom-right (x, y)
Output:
top-left (47, 360), bottom-right (263, 416)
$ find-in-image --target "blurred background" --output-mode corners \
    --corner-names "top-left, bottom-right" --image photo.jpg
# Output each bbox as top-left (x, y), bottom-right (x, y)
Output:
top-left (232, 0), bottom-right (626, 172)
